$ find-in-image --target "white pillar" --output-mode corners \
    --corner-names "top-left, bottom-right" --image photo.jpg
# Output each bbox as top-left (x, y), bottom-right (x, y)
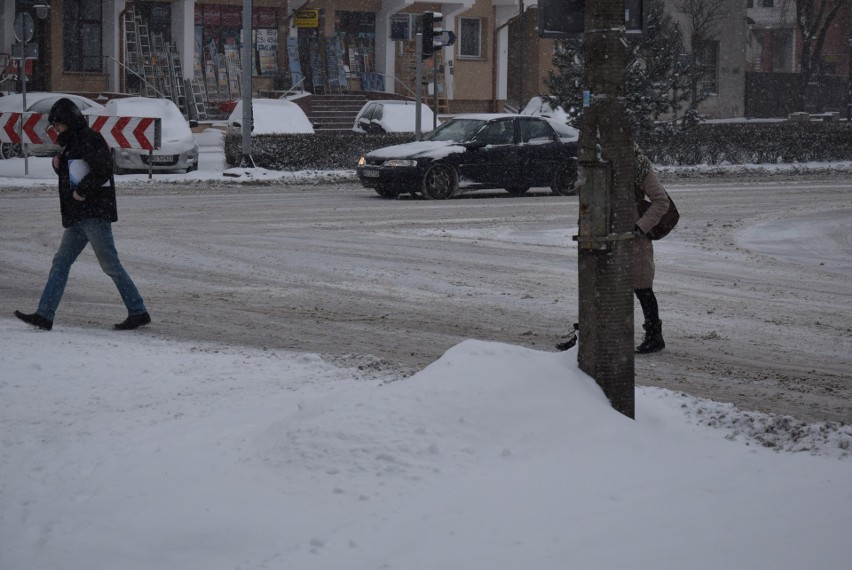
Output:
top-left (493, 5), bottom-right (517, 104)
top-left (377, 0), bottom-right (415, 94)
top-left (173, 0), bottom-right (196, 79)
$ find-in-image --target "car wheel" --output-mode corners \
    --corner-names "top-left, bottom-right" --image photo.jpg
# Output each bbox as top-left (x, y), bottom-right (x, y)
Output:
top-left (422, 163), bottom-right (458, 200)
top-left (374, 185), bottom-right (401, 199)
top-left (0, 143), bottom-right (21, 160)
top-left (551, 162), bottom-right (578, 196)
top-left (505, 185), bottom-right (531, 197)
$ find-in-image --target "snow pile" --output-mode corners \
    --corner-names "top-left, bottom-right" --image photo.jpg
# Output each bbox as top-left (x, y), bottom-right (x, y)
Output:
top-left (1, 321), bottom-right (850, 569)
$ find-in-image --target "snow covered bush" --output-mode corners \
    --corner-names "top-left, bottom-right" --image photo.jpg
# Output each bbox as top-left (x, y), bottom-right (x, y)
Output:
top-left (224, 132), bottom-right (415, 171)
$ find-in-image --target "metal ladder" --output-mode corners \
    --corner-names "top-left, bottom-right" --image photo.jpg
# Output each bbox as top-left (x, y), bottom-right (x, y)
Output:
top-left (136, 21), bottom-right (158, 97)
top-left (166, 46), bottom-right (188, 116)
top-left (187, 45), bottom-right (209, 121)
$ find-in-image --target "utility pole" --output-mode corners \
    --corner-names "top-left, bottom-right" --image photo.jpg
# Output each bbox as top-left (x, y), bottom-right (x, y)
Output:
top-left (415, 32), bottom-right (423, 141)
top-left (239, 0), bottom-right (255, 167)
top-left (575, 0), bottom-right (635, 418)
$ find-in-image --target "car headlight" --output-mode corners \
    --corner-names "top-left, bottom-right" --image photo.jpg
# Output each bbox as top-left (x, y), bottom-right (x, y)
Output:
top-left (357, 156), bottom-right (366, 167)
top-left (383, 159), bottom-right (417, 167)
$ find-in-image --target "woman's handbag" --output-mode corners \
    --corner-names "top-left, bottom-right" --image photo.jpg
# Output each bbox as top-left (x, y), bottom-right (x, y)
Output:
top-left (638, 192), bottom-right (679, 240)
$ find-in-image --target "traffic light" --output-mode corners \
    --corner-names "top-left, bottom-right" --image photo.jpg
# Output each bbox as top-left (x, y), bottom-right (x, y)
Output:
top-left (537, 0), bottom-right (643, 38)
top-left (420, 11), bottom-right (443, 61)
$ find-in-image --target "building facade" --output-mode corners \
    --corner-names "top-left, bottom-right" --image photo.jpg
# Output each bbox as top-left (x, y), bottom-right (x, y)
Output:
top-left (2, 0), bottom-right (756, 119)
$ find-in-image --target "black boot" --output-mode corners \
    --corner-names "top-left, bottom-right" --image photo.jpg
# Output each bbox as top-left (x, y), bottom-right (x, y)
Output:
top-left (114, 312), bottom-right (151, 330)
top-left (636, 320), bottom-right (665, 353)
top-left (14, 310), bottom-right (53, 331)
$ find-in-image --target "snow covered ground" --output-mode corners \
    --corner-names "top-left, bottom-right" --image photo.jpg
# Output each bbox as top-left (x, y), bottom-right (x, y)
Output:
top-left (1, 128), bottom-right (851, 569)
top-left (1, 322), bottom-right (850, 570)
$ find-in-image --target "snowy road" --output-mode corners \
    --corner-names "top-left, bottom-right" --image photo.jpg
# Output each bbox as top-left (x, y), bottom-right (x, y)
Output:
top-left (2, 174), bottom-right (850, 423)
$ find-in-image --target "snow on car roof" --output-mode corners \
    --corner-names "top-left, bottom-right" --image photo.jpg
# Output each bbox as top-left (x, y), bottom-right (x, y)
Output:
top-left (105, 97), bottom-right (182, 119)
top-left (228, 99), bottom-right (314, 135)
top-left (0, 92), bottom-right (104, 112)
top-left (381, 103), bottom-right (436, 133)
top-left (451, 113), bottom-right (520, 121)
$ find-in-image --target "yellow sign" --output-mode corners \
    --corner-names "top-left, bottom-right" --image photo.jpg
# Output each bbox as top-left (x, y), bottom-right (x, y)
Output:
top-left (295, 9), bottom-right (319, 28)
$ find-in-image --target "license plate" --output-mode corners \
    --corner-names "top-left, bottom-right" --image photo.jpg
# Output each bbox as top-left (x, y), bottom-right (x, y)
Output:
top-left (150, 155), bottom-right (175, 165)
top-left (362, 169), bottom-right (380, 178)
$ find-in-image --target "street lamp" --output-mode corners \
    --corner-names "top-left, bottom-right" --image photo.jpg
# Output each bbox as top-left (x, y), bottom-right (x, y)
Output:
top-left (14, 4), bottom-right (50, 175)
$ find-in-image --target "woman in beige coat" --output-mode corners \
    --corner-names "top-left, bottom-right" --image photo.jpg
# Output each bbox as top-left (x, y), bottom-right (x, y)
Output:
top-left (632, 146), bottom-right (669, 353)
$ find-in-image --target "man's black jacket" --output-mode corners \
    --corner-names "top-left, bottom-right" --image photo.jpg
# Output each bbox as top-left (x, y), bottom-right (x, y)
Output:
top-left (54, 122), bottom-right (117, 228)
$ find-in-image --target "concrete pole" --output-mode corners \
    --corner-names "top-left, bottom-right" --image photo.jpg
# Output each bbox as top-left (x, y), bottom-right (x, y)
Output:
top-left (240, 0), bottom-right (254, 167)
top-left (576, 0), bottom-right (635, 418)
top-left (415, 32), bottom-right (423, 141)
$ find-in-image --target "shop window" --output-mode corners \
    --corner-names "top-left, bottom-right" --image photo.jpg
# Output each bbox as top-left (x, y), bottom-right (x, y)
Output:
top-left (137, 2), bottom-right (172, 47)
top-left (459, 18), bottom-right (482, 59)
top-left (63, 0), bottom-right (102, 72)
top-left (335, 12), bottom-right (376, 75)
top-left (335, 11), bottom-right (378, 91)
top-left (194, 4), bottom-right (279, 98)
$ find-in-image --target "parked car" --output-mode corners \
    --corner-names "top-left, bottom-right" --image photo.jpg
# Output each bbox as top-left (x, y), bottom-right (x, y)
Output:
top-left (521, 95), bottom-right (579, 142)
top-left (356, 114), bottom-right (578, 199)
top-left (105, 97), bottom-right (199, 173)
top-left (0, 92), bottom-right (106, 158)
top-left (226, 99), bottom-right (314, 135)
top-left (353, 100), bottom-right (438, 134)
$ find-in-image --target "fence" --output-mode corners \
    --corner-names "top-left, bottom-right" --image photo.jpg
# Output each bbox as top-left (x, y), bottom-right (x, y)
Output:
top-left (746, 72), bottom-right (849, 118)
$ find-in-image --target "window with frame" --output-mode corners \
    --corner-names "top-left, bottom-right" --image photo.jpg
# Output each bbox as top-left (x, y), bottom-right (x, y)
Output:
top-left (63, 0), bottom-right (103, 72)
top-left (473, 120), bottom-right (514, 145)
top-left (761, 0), bottom-right (774, 7)
top-left (746, 0), bottom-right (753, 8)
top-left (695, 40), bottom-right (719, 95)
top-left (520, 119), bottom-right (557, 143)
top-left (459, 18), bottom-right (482, 59)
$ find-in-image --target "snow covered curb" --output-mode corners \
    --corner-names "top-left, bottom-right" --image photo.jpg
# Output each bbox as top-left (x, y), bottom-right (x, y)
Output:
top-left (655, 161), bottom-right (852, 179)
top-left (218, 161), bottom-right (852, 186)
top-left (642, 386), bottom-right (852, 460)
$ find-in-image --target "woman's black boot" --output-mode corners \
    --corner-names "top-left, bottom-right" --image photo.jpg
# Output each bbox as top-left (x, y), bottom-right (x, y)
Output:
top-left (637, 319), bottom-right (665, 353)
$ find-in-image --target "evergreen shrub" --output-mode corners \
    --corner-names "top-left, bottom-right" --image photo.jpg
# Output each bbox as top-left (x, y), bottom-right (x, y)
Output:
top-left (224, 123), bottom-right (852, 170)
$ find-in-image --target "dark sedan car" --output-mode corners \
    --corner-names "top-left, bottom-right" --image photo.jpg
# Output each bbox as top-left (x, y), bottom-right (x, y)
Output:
top-left (356, 113), bottom-right (578, 199)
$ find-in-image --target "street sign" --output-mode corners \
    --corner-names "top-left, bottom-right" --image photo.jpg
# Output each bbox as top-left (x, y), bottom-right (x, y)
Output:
top-left (433, 30), bottom-right (456, 48)
top-left (294, 9), bottom-right (319, 28)
top-left (0, 112), bottom-right (161, 150)
top-left (90, 115), bottom-right (161, 150)
top-left (11, 44), bottom-right (38, 60)
top-left (538, 0), bottom-right (643, 37)
top-left (14, 13), bottom-right (35, 43)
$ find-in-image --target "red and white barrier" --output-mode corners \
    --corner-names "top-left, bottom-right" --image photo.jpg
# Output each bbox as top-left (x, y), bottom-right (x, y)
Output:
top-left (0, 112), bottom-right (161, 150)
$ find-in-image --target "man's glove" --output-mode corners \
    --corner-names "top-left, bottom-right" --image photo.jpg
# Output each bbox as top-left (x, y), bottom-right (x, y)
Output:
top-left (632, 225), bottom-right (644, 237)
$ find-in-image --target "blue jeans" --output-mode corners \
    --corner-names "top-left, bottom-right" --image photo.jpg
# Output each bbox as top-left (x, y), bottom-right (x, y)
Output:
top-left (37, 218), bottom-right (147, 321)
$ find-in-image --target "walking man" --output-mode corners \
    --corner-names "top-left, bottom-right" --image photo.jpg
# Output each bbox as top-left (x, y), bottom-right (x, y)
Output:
top-left (14, 98), bottom-right (150, 331)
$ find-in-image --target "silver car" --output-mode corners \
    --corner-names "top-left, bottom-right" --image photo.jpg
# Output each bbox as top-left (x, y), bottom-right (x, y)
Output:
top-left (0, 92), bottom-right (106, 158)
top-left (105, 97), bottom-right (199, 173)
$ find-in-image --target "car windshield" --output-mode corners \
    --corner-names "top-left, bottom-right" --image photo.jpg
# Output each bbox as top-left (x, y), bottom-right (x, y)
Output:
top-left (423, 118), bottom-right (486, 142)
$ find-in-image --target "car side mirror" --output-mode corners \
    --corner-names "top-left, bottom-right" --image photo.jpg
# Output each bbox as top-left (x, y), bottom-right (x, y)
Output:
top-left (464, 140), bottom-right (487, 150)
top-left (233, 121), bottom-right (241, 128)
top-left (189, 120), bottom-right (199, 128)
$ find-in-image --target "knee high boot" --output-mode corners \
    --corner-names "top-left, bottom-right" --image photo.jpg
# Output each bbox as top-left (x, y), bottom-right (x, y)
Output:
top-left (634, 288), bottom-right (665, 353)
